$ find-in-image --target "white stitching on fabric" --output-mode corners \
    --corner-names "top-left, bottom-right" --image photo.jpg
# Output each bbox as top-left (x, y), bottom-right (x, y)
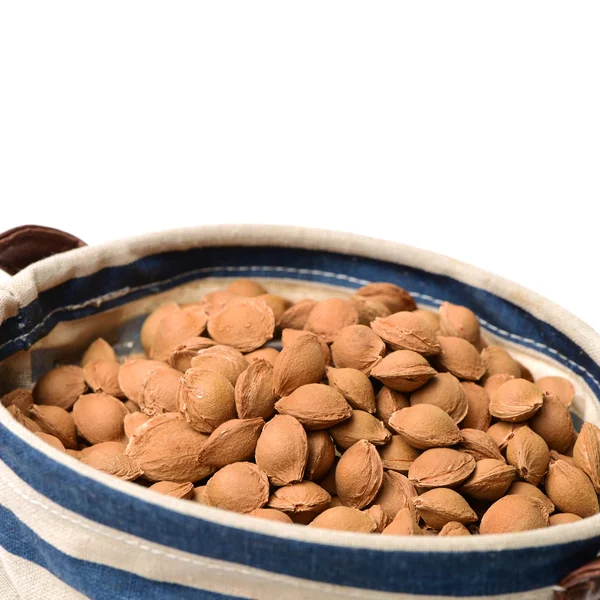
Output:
top-left (1, 265), bottom-right (598, 390)
top-left (1, 477), bottom-right (380, 598)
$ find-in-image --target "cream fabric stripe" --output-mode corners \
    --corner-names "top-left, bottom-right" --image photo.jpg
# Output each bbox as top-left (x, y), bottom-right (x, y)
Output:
top-left (0, 460), bottom-right (556, 600)
top-left (0, 546), bottom-right (87, 600)
top-left (2, 405), bottom-right (600, 553)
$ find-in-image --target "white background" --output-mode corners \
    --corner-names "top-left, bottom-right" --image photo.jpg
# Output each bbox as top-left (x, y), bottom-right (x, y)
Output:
top-left (1, 2), bottom-right (599, 329)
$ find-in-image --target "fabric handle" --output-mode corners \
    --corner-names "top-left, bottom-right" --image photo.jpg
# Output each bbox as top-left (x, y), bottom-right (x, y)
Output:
top-left (0, 225), bottom-right (86, 276)
top-left (554, 557), bottom-right (600, 599)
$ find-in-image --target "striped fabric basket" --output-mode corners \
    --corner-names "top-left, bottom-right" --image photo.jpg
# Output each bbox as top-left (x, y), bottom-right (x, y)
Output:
top-left (1, 225), bottom-right (599, 600)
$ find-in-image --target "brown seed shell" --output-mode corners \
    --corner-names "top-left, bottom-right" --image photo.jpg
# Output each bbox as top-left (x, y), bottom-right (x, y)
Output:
top-left (207, 297), bottom-right (275, 352)
top-left (81, 338), bottom-right (119, 366)
top-left (273, 335), bottom-right (326, 397)
top-left (125, 412), bottom-right (213, 482)
top-left (72, 393), bottom-right (128, 445)
top-left (329, 496), bottom-right (344, 508)
top-left (535, 376), bottom-right (575, 408)
top-left (372, 471), bottom-right (418, 520)
top-left (439, 302), bottom-right (481, 346)
top-left (124, 399), bottom-right (140, 414)
top-left (458, 429), bottom-right (504, 461)
top-left (258, 294), bottom-right (293, 326)
top-left (326, 367), bottom-right (376, 413)
top-left (83, 360), bottom-right (123, 398)
top-left (375, 387), bottom-right (410, 428)
top-left (196, 291), bottom-right (240, 317)
top-left (381, 507), bottom-right (422, 536)
top-left (207, 462), bottom-right (270, 513)
top-left (80, 441), bottom-right (142, 480)
top-left (226, 278), bottom-right (267, 297)
top-left (192, 485), bottom-right (209, 504)
top-left (412, 309), bottom-right (441, 332)
top-left (281, 329), bottom-right (332, 365)
top-left (140, 303), bottom-right (179, 354)
top-left (329, 410), bottom-right (391, 450)
top-left (379, 435), bottom-right (421, 472)
top-left (79, 440), bottom-right (126, 461)
top-left (1, 389), bottom-right (34, 413)
top-left (549, 513), bottom-right (583, 526)
top-left (459, 459), bottom-right (516, 501)
top-left (118, 359), bottom-right (166, 404)
top-left (388, 404), bottom-right (461, 450)
top-left (275, 383), bottom-right (352, 430)
top-left (244, 347), bottom-right (280, 367)
top-left (268, 481), bottom-right (331, 514)
top-left (310, 506), bottom-right (378, 532)
top-left (410, 373), bottom-right (468, 424)
top-left (138, 366), bottom-right (182, 416)
top-left (350, 292), bottom-right (388, 321)
top-left (7, 405), bottom-right (42, 433)
top-left (506, 426), bottom-right (550, 486)
top-left (335, 440), bottom-right (383, 509)
top-left (354, 283), bottom-right (417, 314)
top-left (414, 488), bottom-right (478, 531)
top-left (29, 405), bottom-right (78, 449)
top-left (489, 378), bottom-right (544, 422)
top-left (235, 359), bottom-right (277, 419)
top-left (481, 346), bottom-right (522, 380)
top-left (370, 350), bottom-right (437, 393)
top-left (190, 345), bottom-right (248, 386)
top-left (487, 421), bottom-right (526, 450)
top-left (435, 337), bottom-right (485, 381)
top-left (483, 373), bottom-right (516, 400)
top-left (177, 369), bottom-right (236, 433)
top-left (551, 450), bottom-right (577, 467)
top-left (331, 325), bottom-right (385, 375)
top-left (371, 311), bottom-right (441, 355)
top-left (545, 457), bottom-right (600, 517)
top-left (304, 298), bottom-right (359, 343)
top-left (506, 481), bottom-right (555, 515)
top-left (364, 505), bottom-right (391, 532)
top-left (149, 481), bottom-right (195, 499)
top-left (573, 422), bottom-right (600, 492)
top-left (459, 382), bottom-right (491, 431)
top-left (517, 362), bottom-right (534, 382)
top-left (168, 337), bottom-right (217, 372)
top-left (150, 305), bottom-right (208, 361)
top-left (529, 392), bottom-right (574, 453)
top-left (351, 296), bottom-right (392, 326)
top-left (438, 521), bottom-right (471, 536)
top-left (480, 495), bottom-right (549, 534)
top-left (409, 448), bottom-right (476, 489)
top-left (91, 453), bottom-right (143, 481)
top-left (198, 418), bottom-right (264, 468)
top-left (34, 432), bottom-right (66, 452)
top-left (250, 508), bottom-right (294, 523)
top-left (305, 431), bottom-right (336, 481)
top-left (123, 412), bottom-right (150, 439)
top-left (279, 299), bottom-right (318, 331)
top-left (255, 415), bottom-right (308, 486)
top-left (316, 458), bottom-right (338, 496)
top-left (33, 365), bottom-right (87, 410)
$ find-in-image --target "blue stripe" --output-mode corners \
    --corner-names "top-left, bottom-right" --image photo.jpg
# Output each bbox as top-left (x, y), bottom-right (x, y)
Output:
top-left (1, 246), bottom-right (599, 398)
top-left (0, 504), bottom-right (239, 600)
top-left (1, 425), bottom-right (598, 596)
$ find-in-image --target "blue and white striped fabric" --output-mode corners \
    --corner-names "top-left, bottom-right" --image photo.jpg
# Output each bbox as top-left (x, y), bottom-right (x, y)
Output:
top-left (1, 225), bottom-right (599, 600)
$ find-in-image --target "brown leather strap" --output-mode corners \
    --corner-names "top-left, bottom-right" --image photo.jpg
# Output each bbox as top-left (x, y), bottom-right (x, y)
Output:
top-left (555, 558), bottom-right (600, 599)
top-left (0, 225), bottom-right (86, 275)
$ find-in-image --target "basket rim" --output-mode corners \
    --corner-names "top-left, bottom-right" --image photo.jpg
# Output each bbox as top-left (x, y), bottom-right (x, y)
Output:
top-left (1, 223), bottom-right (599, 553)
